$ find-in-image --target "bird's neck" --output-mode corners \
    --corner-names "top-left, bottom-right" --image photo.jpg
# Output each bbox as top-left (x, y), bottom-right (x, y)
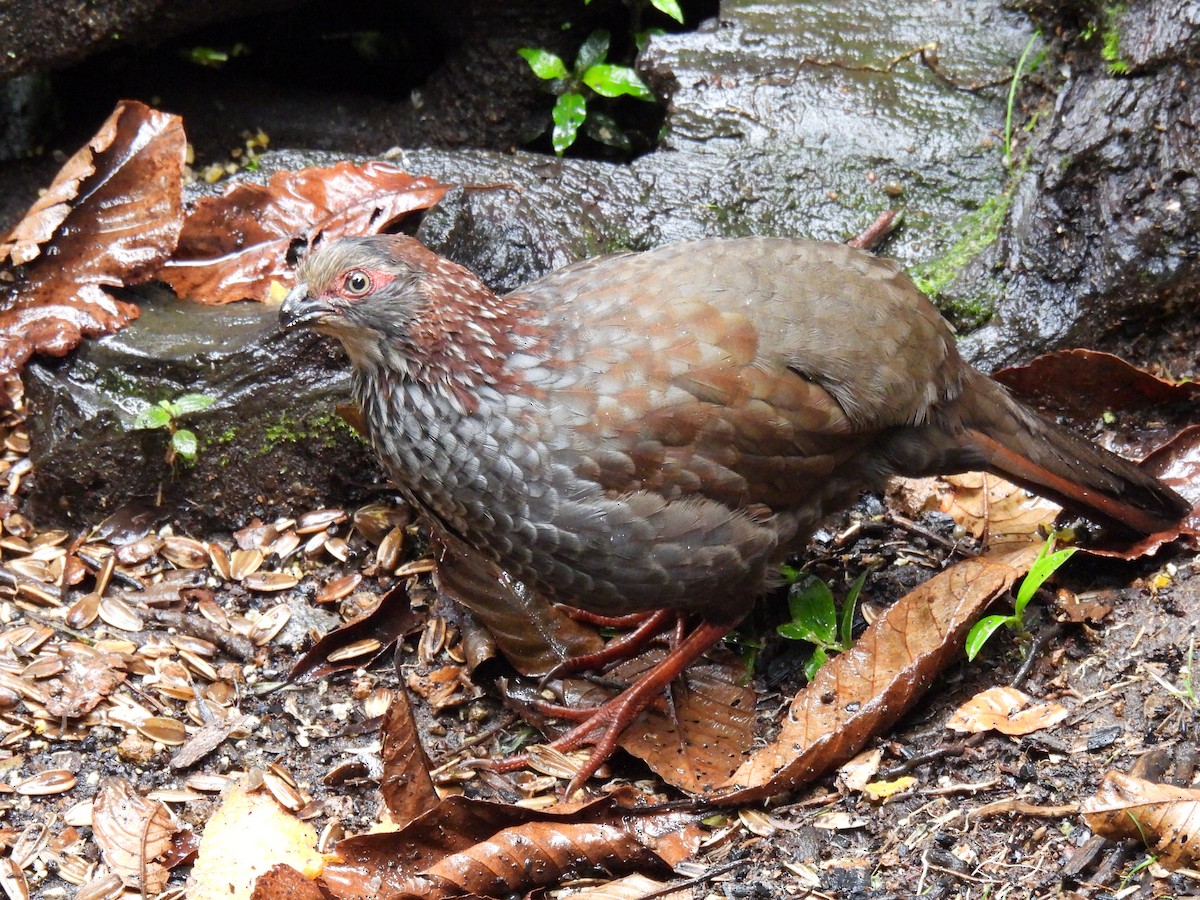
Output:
top-left (384, 264), bottom-right (547, 414)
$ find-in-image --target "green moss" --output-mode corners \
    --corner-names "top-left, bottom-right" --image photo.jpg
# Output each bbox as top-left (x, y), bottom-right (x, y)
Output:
top-left (908, 185), bottom-right (1013, 329)
top-left (1095, 5), bottom-right (1130, 74)
top-left (256, 408), bottom-right (360, 455)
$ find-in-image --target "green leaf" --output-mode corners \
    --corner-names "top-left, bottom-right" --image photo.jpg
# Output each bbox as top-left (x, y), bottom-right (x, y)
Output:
top-left (172, 429), bottom-right (199, 462)
top-left (840, 570), bottom-right (868, 649)
top-left (650, 0), bottom-right (685, 23)
top-left (776, 622), bottom-right (826, 645)
top-left (804, 647), bottom-right (829, 681)
top-left (634, 27), bottom-right (667, 53)
top-left (170, 393), bottom-right (217, 416)
top-left (551, 92), bottom-right (587, 154)
top-left (584, 111), bottom-right (632, 150)
top-left (582, 64), bottom-right (654, 100)
top-left (1014, 539), bottom-right (1076, 615)
top-left (785, 575), bottom-right (836, 646)
top-left (574, 29), bottom-right (610, 74)
top-left (517, 47), bottom-right (569, 80)
top-left (965, 615), bottom-right (1013, 661)
top-left (132, 405), bottom-right (172, 430)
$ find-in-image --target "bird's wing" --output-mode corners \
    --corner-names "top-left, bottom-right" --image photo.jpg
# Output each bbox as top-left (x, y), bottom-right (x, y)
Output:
top-left (508, 238), bottom-right (965, 509)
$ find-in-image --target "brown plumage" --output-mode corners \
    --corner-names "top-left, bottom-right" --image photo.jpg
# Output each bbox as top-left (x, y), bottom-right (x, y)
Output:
top-left (281, 234), bottom-right (1187, 791)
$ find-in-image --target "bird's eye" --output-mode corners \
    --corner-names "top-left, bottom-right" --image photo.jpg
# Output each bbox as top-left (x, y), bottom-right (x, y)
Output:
top-left (343, 270), bottom-right (371, 296)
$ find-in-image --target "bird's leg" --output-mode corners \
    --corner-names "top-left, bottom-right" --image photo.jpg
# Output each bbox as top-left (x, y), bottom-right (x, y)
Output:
top-left (557, 607), bottom-right (656, 629)
top-left (539, 608), bottom-right (675, 686)
top-left (488, 619), bottom-right (733, 795)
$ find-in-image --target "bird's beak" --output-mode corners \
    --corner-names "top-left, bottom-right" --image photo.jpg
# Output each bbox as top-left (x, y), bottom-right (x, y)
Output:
top-left (279, 284), bottom-right (331, 329)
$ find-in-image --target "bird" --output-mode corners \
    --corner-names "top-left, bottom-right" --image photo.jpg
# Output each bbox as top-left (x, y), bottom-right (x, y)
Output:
top-left (280, 234), bottom-right (1188, 793)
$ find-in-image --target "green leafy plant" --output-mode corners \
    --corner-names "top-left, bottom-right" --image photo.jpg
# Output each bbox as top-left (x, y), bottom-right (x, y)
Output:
top-left (1003, 30), bottom-right (1043, 171)
top-left (965, 533), bottom-right (1077, 661)
top-left (777, 569), bottom-right (868, 680)
top-left (131, 393), bottom-right (217, 468)
top-left (518, 29), bottom-right (655, 154)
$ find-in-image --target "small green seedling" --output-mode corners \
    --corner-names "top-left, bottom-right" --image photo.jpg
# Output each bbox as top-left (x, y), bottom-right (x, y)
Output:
top-left (518, 28), bottom-right (655, 154)
top-left (965, 532), bottom-right (1077, 662)
top-left (777, 569), bottom-right (868, 681)
top-left (131, 393), bottom-right (216, 468)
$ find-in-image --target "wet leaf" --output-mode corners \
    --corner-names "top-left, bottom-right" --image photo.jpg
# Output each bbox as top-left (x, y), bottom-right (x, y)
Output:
top-left (323, 791), bottom-right (694, 900)
top-left (379, 687), bottom-right (439, 828)
top-left (551, 93), bottom-right (588, 154)
top-left (160, 161), bottom-right (451, 304)
top-left (251, 864), bottom-right (328, 900)
top-left (517, 48), bottom-right (569, 80)
top-left (708, 540), bottom-right (1043, 803)
top-left (945, 686), bottom-right (1068, 736)
top-left (994, 350), bottom-right (1200, 433)
top-left (91, 778), bottom-right (179, 893)
top-left (1082, 770), bottom-right (1200, 869)
top-left (0, 101), bottom-right (186, 379)
top-left (582, 64), bottom-right (654, 101)
top-left (290, 583), bottom-right (420, 681)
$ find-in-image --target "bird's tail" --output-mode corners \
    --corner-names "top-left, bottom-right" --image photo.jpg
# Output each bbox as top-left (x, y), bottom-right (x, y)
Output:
top-left (959, 370), bottom-right (1189, 535)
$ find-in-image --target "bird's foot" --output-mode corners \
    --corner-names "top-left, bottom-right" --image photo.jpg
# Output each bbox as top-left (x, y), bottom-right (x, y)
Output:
top-left (481, 620), bottom-right (733, 796)
top-left (538, 609), bottom-right (675, 687)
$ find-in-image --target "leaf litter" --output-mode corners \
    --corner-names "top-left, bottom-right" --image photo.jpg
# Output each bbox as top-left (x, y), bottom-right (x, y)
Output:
top-left (0, 100), bottom-right (1197, 897)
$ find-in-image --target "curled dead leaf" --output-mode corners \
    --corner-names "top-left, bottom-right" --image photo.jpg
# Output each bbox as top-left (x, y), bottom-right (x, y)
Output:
top-left (708, 540), bottom-right (1043, 803)
top-left (161, 161), bottom-right (451, 304)
top-left (1081, 770), bottom-right (1200, 869)
top-left (945, 686), bottom-right (1069, 736)
top-left (0, 101), bottom-right (186, 379)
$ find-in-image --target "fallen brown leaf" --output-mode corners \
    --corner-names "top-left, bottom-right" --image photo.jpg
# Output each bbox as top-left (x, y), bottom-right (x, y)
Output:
top-left (0, 100), bottom-right (186, 379)
top-left (91, 777), bottom-right (180, 894)
top-left (160, 161), bottom-right (451, 304)
top-left (251, 864), bottom-right (328, 900)
top-left (379, 685), bottom-right (440, 828)
top-left (322, 790), bottom-right (698, 900)
top-left (708, 539), bottom-right (1043, 803)
top-left (994, 349), bottom-right (1200, 427)
top-left (43, 643), bottom-right (128, 718)
top-left (290, 582), bottom-right (420, 682)
top-left (944, 686), bottom-right (1069, 736)
top-left (1082, 770), bottom-right (1200, 870)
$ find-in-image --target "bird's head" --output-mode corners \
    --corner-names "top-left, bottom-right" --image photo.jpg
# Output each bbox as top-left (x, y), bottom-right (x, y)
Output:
top-left (280, 234), bottom-right (536, 400)
top-left (279, 234), bottom-right (439, 367)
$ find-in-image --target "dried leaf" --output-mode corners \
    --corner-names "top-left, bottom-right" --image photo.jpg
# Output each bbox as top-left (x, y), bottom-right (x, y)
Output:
top-left (91, 778), bottom-right (179, 893)
top-left (1082, 770), bottom-right (1200, 869)
top-left (709, 540), bottom-right (1043, 803)
top-left (564, 873), bottom-right (690, 900)
top-left (44, 645), bottom-right (128, 718)
top-left (861, 776), bottom-right (917, 801)
top-left (0, 101), bottom-right (186, 378)
top-left (945, 686), bottom-right (1069, 736)
top-left (161, 161), bottom-right (451, 304)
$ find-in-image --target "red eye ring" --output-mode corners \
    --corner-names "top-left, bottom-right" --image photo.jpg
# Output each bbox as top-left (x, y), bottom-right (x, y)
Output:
top-left (343, 269), bottom-right (372, 296)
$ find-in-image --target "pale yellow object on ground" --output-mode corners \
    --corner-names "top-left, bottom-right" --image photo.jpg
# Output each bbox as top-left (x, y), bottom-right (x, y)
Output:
top-left (188, 779), bottom-right (325, 900)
